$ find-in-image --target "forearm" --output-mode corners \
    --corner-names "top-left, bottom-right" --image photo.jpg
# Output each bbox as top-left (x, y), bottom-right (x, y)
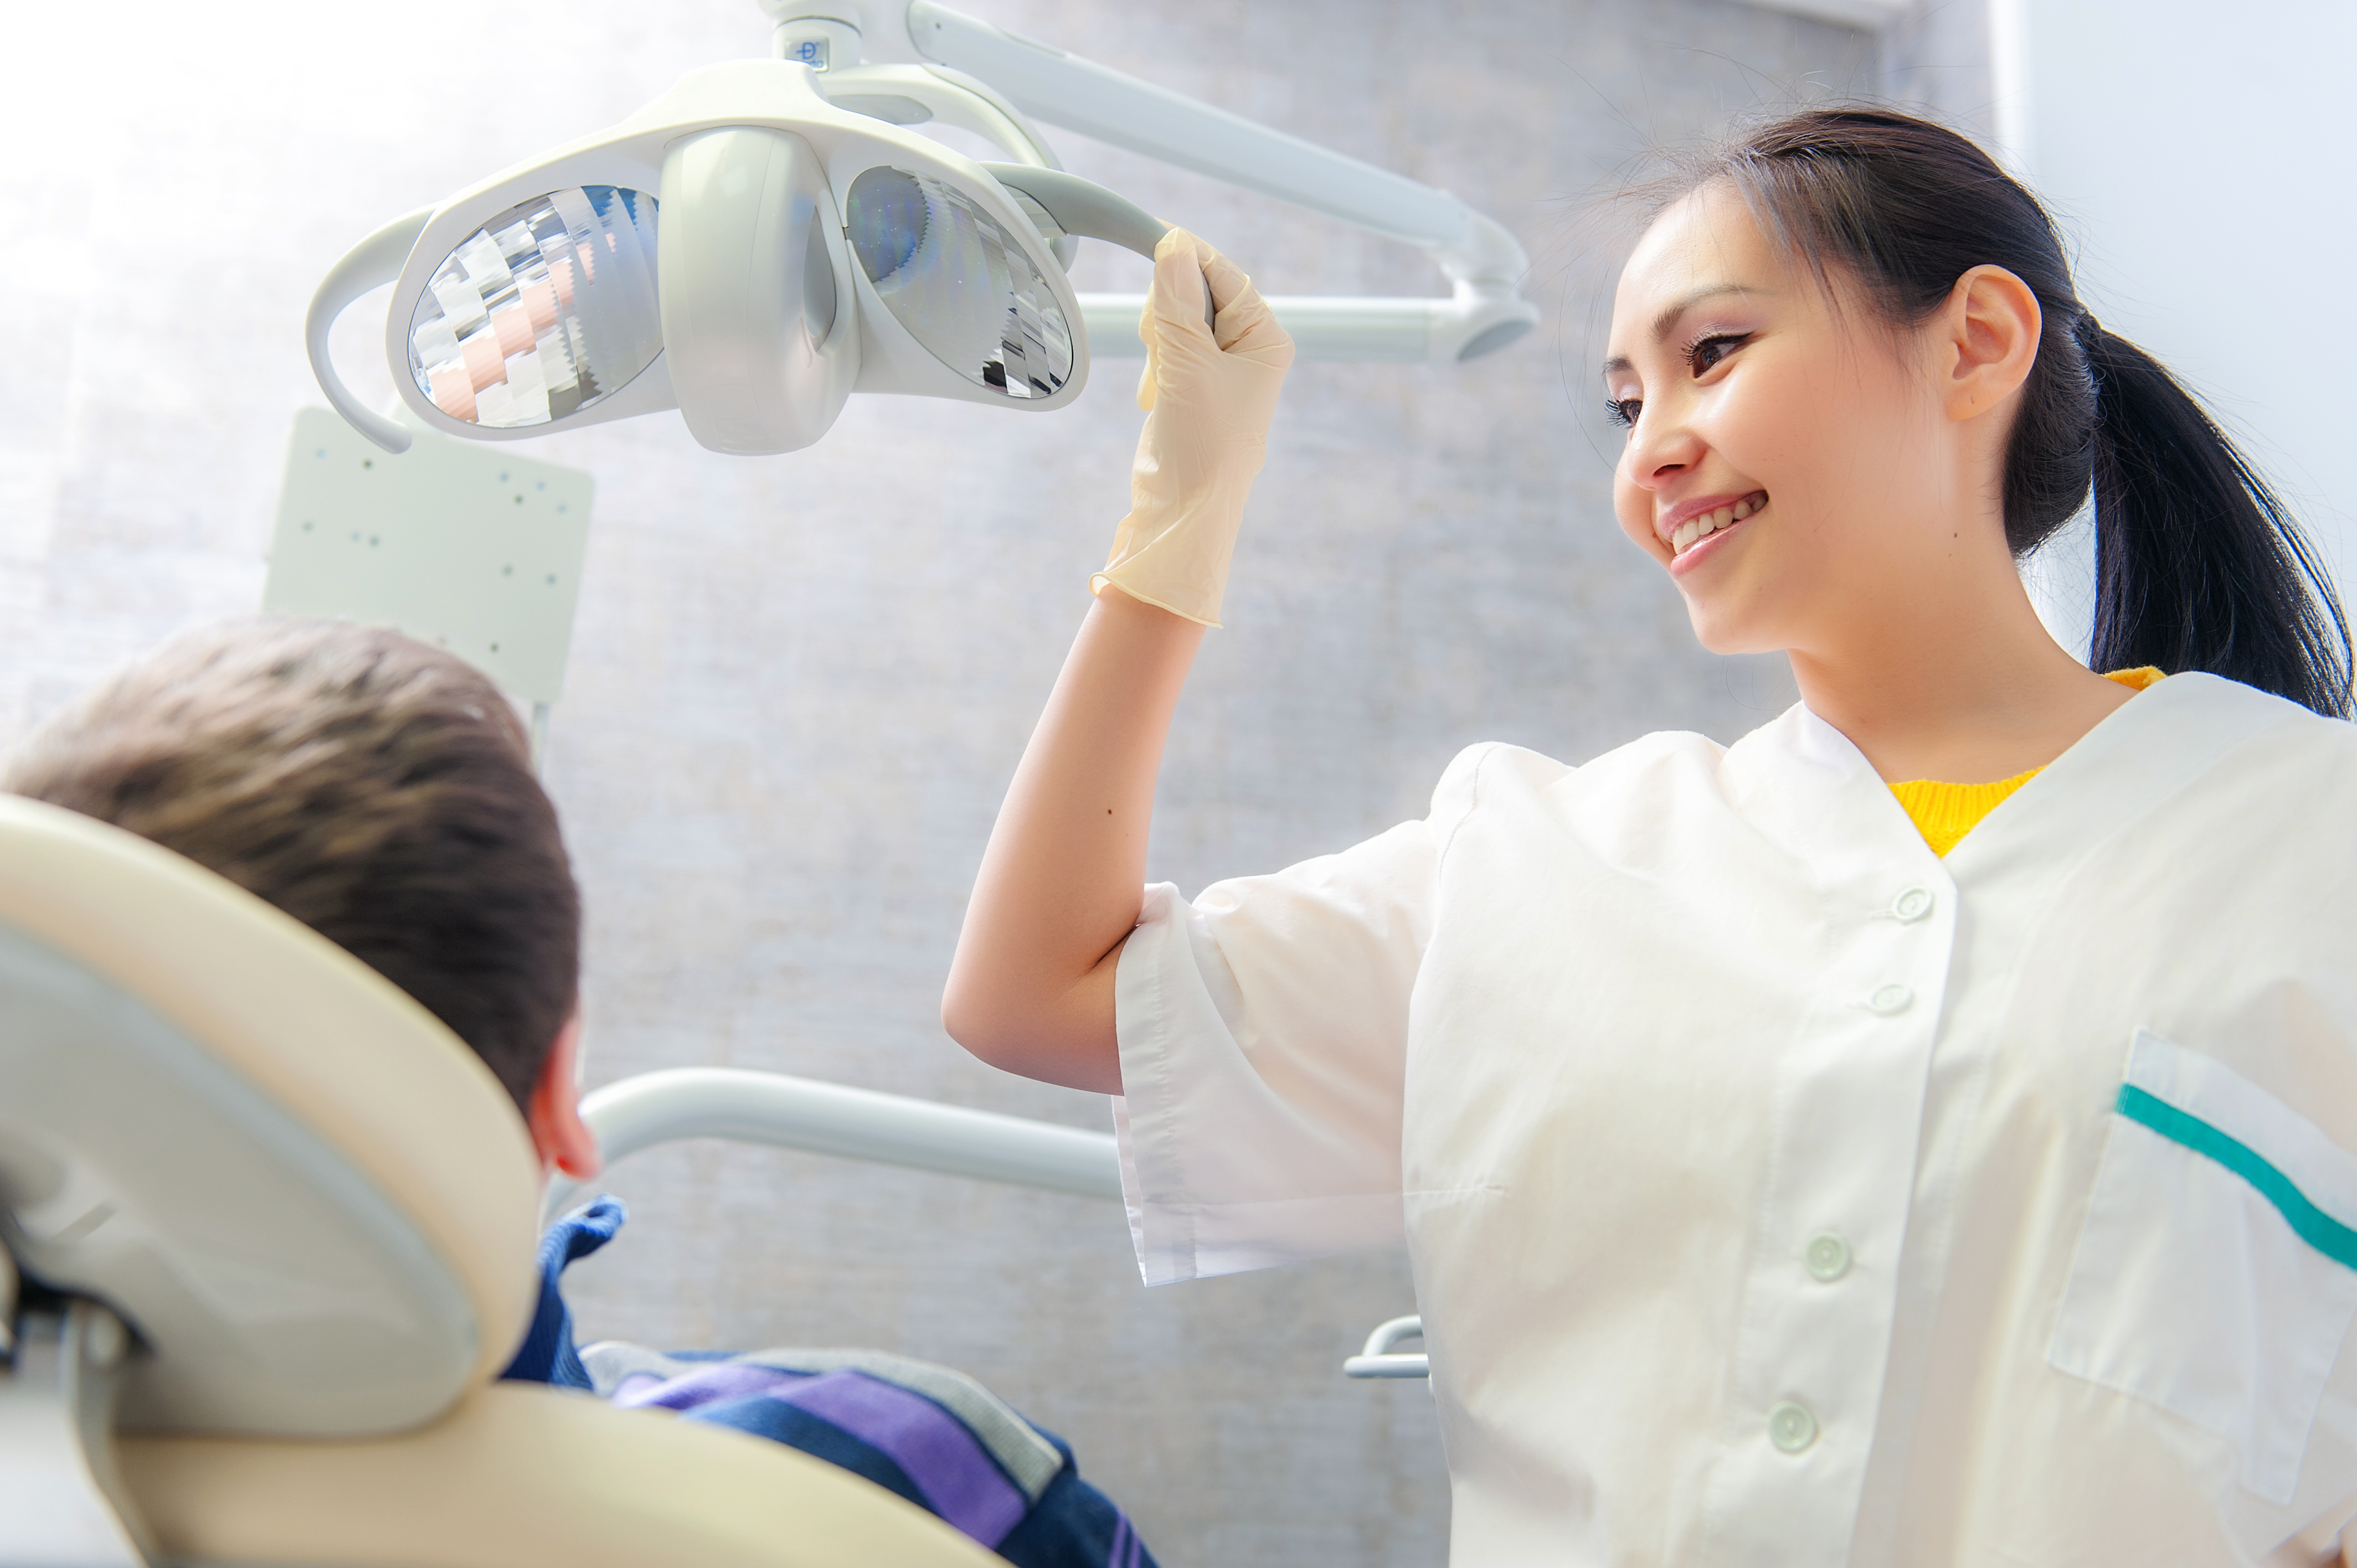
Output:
top-left (943, 585), bottom-right (1205, 1091)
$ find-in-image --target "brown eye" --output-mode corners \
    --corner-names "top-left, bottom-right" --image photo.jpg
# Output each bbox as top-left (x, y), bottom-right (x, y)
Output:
top-left (1689, 333), bottom-right (1748, 375)
top-left (1605, 398), bottom-right (1641, 429)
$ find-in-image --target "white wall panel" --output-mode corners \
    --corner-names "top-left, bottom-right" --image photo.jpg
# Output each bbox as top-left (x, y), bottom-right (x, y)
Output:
top-left (2004, 0), bottom-right (2357, 654)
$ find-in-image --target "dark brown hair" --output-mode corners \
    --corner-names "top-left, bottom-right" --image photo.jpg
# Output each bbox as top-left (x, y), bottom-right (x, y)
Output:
top-left (1648, 107), bottom-right (2351, 715)
top-left (3, 618), bottom-right (578, 1113)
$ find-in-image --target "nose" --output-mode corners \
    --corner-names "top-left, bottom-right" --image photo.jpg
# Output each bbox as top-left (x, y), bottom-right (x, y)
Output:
top-left (1622, 402), bottom-right (1705, 493)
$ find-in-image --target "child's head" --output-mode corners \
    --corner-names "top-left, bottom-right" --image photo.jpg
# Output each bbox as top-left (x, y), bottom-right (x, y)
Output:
top-left (4, 617), bottom-right (596, 1173)
top-left (1603, 106), bottom-right (2348, 714)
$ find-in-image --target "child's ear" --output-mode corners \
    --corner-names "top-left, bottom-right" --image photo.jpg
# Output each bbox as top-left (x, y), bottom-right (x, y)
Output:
top-left (526, 1008), bottom-right (601, 1180)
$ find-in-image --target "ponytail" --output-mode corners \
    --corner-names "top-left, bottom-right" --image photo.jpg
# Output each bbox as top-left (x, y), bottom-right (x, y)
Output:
top-left (1681, 108), bottom-right (2353, 717)
top-left (2080, 320), bottom-right (2351, 715)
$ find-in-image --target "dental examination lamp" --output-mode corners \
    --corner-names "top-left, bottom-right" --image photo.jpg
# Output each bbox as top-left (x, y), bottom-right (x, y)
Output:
top-left (308, 0), bottom-right (1538, 458)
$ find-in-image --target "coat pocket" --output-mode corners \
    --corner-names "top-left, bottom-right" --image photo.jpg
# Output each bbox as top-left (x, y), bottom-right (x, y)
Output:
top-left (2047, 1029), bottom-right (2357, 1505)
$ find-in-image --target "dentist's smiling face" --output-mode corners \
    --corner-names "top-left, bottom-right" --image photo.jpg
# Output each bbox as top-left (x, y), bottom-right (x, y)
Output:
top-left (1605, 182), bottom-right (1955, 657)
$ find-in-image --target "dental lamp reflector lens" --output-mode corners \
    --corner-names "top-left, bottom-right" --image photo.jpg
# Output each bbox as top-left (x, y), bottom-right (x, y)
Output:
top-left (846, 167), bottom-right (1072, 399)
top-left (406, 185), bottom-right (663, 430)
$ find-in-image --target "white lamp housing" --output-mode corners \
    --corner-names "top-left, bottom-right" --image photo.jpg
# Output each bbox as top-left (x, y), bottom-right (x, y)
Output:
top-left (307, 1), bottom-right (1545, 457)
top-left (311, 58), bottom-right (1100, 456)
top-left (658, 126), bottom-right (861, 455)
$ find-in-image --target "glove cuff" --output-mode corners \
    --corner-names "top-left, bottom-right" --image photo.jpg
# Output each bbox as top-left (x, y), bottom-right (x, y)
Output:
top-left (1089, 572), bottom-right (1222, 629)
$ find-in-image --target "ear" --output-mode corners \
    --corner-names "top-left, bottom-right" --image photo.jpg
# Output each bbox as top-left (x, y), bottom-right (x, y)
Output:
top-left (525, 1007), bottom-right (601, 1181)
top-left (1939, 264), bottom-right (2043, 423)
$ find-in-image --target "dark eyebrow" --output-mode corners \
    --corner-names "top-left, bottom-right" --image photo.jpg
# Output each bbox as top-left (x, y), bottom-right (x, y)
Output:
top-left (1601, 282), bottom-right (1770, 378)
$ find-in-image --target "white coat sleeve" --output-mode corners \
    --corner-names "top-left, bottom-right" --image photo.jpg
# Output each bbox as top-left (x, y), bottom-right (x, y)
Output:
top-left (1111, 744), bottom-right (1491, 1285)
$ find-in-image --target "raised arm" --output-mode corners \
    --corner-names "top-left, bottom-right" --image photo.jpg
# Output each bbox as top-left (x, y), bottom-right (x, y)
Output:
top-left (943, 229), bottom-right (1294, 1093)
top-left (943, 587), bottom-right (1200, 1091)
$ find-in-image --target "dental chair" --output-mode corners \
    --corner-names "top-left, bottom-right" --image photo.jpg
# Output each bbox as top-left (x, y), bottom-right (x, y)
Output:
top-left (0, 792), bottom-right (997, 1567)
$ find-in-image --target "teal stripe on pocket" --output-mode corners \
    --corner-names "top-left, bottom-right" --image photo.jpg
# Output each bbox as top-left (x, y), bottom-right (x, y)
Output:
top-left (2117, 1084), bottom-right (2357, 1270)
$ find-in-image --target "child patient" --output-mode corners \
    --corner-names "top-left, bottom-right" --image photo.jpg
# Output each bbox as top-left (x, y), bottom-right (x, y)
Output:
top-left (4, 616), bottom-right (1157, 1568)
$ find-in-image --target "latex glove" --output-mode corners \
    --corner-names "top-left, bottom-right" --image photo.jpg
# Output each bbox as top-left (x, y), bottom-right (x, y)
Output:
top-left (1091, 227), bottom-right (1294, 627)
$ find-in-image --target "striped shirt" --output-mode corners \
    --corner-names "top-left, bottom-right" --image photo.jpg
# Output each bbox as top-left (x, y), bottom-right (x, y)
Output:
top-left (505, 1198), bottom-right (1155, 1568)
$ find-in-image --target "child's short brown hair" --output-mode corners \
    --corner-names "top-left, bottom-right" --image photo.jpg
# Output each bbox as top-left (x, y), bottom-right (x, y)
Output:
top-left (3, 618), bottom-right (578, 1112)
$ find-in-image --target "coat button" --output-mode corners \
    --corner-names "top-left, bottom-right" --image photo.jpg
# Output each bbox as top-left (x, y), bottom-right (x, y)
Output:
top-left (1868, 983), bottom-right (1914, 1015)
top-left (1892, 886), bottom-right (1934, 922)
top-left (1804, 1231), bottom-right (1852, 1281)
top-left (1769, 1401), bottom-right (1819, 1454)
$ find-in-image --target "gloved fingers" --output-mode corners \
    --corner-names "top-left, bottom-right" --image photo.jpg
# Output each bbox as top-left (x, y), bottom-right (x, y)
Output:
top-left (1206, 269), bottom-right (1294, 368)
top-left (1198, 245), bottom-right (1260, 329)
top-left (1146, 226), bottom-right (1217, 348)
top-left (1198, 243), bottom-right (1250, 310)
top-left (1135, 295), bottom-right (1160, 412)
top-left (1223, 305), bottom-right (1295, 369)
top-left (1196, 243), bottom-right (1268, 349)
top-left (1186, 240), bottom-right (1292, 367)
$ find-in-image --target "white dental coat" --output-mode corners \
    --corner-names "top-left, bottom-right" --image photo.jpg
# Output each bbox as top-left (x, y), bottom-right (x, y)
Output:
top-left (1111, 673), bottom-right (2357, 1566)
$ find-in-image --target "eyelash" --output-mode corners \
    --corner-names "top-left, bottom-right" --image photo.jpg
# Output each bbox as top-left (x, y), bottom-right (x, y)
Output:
top-left (1604, 332), bottom-right (1753, 430)
top-left (1686, 330), bottom-right (1748, 375)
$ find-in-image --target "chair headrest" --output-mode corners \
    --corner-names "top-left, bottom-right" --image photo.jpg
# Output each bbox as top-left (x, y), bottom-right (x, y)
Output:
top-left (0, 794), bottom-right (541, 1437)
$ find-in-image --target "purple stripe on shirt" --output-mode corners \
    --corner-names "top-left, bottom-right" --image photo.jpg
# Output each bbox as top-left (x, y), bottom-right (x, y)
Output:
top-left (775, 1371), bottom-right (1028, 1548)
top-left (614, 1360), bottom-right (808, 1411)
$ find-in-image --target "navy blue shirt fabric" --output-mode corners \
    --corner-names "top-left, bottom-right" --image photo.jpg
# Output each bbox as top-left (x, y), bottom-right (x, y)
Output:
top-left (501, 1194), bottom-right (622, 1390)
top-left (503, 1199), bottom-right (1156, 1568)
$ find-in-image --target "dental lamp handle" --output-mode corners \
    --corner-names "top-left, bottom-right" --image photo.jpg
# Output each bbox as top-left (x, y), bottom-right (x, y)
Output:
top-left (306, 208), bottom-right (431, 456)
top-left (979, 164), bottom-right (1215, 333)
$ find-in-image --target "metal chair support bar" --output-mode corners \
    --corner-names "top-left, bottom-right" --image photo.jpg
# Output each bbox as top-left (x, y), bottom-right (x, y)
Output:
top-left (1342, 1314), bottom-right (1428, 1380)
top-left (546, 1066), bottom-right (1125, 1222)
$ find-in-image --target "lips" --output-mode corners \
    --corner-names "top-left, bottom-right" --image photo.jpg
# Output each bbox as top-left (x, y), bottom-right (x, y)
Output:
top-left (1665, 490), bottom-right (1768, 556)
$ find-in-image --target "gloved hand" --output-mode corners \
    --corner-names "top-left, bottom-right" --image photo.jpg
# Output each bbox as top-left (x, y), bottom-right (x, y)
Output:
top-left (1091, 227), bottom-right (1294, 627)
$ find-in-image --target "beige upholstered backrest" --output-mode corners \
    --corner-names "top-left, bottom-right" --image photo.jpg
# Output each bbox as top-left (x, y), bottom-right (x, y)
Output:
top-left (0, 793), bottom-right (541, 1435)
top-left (0, 795), bottom-right (1003, 1565)
top-left (119, 1383), bottom-right (1003, 1567)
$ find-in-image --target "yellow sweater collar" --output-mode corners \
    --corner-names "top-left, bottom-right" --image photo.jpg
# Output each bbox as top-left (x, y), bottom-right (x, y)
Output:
top-left (1888, 668), bottom-right (2165, 856)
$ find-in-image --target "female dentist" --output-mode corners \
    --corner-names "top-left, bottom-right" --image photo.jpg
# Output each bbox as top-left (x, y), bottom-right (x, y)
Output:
top-left (944, 108), bottom-right (2357, 1565)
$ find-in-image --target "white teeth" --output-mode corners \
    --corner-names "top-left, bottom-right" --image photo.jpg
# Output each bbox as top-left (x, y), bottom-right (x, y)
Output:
top-left (1667, 491), bottom-right (1769, 555)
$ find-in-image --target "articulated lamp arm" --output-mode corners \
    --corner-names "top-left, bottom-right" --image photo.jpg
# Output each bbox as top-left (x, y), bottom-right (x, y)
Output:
top-left (875, 1), bottom-right (1524, 282)
top-left (821, 0), bottom-right (1539, 362)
